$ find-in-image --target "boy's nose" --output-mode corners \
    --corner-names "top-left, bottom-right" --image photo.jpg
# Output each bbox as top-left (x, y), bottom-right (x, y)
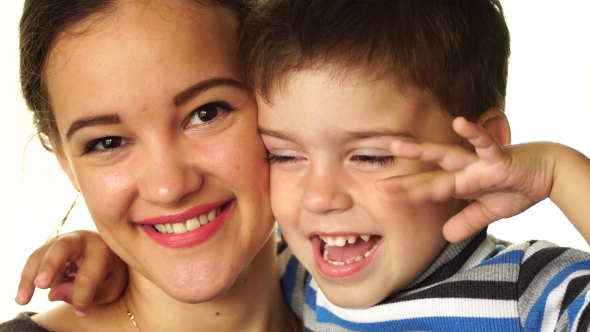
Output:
top-left (301, 167), bottom-right (353, 214)
top-left (138, 146), bottom-right (203, 207)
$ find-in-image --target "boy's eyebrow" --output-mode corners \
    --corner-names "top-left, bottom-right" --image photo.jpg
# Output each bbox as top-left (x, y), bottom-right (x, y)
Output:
top-left (65, 78), bottom-right (245, 141)
top-left (340, 129), bottom-right (415, 142)
top-left (258, 127), bottom-right (295, 141)
top-left (173, 78), bottom-right (245, 107)
top-left (258, 127), bottom-right (415, 143)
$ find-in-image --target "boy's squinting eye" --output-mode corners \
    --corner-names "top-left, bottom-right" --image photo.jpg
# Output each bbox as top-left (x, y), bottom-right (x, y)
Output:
top-left (351, 155), bottom-right (396, 166)
top-left (188, 101), bottom-right (235, 126)
top-left (265, 153), bottom-right (303, 165)
top-left (83, 136), bottom-right (132, 155)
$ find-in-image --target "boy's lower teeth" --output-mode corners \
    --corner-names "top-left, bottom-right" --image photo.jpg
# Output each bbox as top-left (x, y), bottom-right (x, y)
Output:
top-left (322, 239), bottom-right (379, 265)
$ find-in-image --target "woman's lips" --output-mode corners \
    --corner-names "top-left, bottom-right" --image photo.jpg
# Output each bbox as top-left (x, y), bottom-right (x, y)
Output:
top-left (139, 200), bottom-right (234, 248)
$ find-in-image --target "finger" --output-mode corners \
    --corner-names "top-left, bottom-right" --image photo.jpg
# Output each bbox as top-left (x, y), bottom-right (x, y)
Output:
top-left (93, 261), bottom-right (128, 305)
top-left (71, 240), bottom-right (121, 317)
top-left (377, 170), bottom-right (456, 204)
top-left (442, 200), bottom-right (499, 243)
top-left (16, 240), bottom-right (56, 305)
top-left (453, 117), bottom-right (504, 164)
top-left (34, 234), bottom-right (87, 289)
top-left (48, 282), bottom-right (74, 304)
top-left (390, 139), bottom-right (478, 173)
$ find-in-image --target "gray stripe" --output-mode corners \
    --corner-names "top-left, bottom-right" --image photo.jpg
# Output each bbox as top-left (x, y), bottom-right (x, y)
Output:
top-left (519, 245), bottom-right (590, 327)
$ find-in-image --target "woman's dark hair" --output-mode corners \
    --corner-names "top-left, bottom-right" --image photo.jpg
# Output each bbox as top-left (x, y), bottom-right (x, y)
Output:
top-left (20, 0), bottom-right (250, 151)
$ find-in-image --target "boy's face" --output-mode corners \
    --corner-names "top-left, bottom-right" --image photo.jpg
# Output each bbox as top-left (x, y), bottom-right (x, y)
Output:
top-left (257, 67), bottom-right (465, 308)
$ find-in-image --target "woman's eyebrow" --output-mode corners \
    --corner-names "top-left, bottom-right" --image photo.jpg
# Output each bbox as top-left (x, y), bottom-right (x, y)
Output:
top-left (173, 77), bottom-right (245, 107)
top-left (65, 115), bottom-right (120, 141)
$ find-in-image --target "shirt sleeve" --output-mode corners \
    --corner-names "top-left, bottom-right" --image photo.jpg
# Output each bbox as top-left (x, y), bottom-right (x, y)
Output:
top-left (517, 240), bottom-right (590, 331)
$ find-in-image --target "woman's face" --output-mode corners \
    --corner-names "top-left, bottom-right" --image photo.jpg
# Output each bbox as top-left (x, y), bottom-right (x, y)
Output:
top-left (46, 0), bottom-right (273, 303)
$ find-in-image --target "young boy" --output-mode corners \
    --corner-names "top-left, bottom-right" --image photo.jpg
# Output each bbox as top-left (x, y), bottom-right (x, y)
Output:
top-left (235, 0), bottom-right (590, 330)
top-left (17, 0), bottom-right (590, 330)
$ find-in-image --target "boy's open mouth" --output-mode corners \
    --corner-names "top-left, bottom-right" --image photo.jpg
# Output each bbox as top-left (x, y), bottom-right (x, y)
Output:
top-left (317, 235), bottom-right (381, 265)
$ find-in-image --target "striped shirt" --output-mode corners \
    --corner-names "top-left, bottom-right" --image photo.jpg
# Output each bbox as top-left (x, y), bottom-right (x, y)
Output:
top-left (279, 230), bottom-right (590, 331)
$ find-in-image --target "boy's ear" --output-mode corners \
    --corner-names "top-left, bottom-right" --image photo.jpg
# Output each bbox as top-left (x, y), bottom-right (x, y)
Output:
top-left (476, 108), bottom-right (511, 146)
top-left (54, 147), bottom-right (80, 192)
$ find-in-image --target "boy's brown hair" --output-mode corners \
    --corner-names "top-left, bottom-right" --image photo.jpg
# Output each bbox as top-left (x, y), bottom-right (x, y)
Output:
top-left (240, 0), bottom-right (510, 121)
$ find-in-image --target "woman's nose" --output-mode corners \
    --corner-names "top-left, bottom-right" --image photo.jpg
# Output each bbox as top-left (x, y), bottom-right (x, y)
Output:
top-left (138, 146), bottom-right (203, 207)
top-left (301, 166), bottom-right (352, 214)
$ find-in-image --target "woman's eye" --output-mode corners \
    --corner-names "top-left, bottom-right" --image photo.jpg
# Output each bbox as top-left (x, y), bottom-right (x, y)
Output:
top-left (188, 102), bottom-right (235, 126)
top-left (265, 153), bottom-right (302, 165)
top-left (83, 136), bottom-right (131, 155)
top-left (351, 155), bottom-right (395, 166)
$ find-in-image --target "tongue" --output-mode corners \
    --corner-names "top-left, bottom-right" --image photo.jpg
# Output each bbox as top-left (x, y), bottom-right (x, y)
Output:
top-left (326, 236), bottom-right (377, 262)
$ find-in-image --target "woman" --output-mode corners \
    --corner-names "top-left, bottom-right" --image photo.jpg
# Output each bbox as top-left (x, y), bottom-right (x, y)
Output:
top-left (5, 0), bottom-right (298, 330)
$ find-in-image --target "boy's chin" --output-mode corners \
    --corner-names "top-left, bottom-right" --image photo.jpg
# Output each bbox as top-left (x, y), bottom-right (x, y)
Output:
top-left (315, 277), bottom-right (392, 309)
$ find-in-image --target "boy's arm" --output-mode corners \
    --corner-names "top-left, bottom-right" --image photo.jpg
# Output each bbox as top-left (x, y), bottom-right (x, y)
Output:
top-left (376, 116), bottom-right (590, 243)
top-left (547, 144), bottom-right (590, 244)
top-left (16, 230), bottom-right (128, 317)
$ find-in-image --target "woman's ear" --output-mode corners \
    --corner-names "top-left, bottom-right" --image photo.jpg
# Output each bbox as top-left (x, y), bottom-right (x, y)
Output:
top-left (476, 108), bottom-right (511, 146)
top-left (54, 147), bottom-right (80, 192)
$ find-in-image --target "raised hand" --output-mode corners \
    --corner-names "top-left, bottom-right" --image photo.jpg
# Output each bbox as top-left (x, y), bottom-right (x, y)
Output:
top-left (376, 116), bottom-right (555, 243)
top-left (16, 230), bottom-right (128, 317)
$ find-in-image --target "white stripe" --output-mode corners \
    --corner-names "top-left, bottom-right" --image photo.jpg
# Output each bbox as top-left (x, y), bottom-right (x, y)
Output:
top-left (541, 270), bottom-right (590, 332)
top-left (315, 288), bottom-right (518, 323)
top-left (570, 292), bottom-right (590, 332)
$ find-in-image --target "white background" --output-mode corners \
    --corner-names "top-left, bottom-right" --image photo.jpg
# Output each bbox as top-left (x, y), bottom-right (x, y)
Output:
top-left (1, 0), bottom-right (589, 322)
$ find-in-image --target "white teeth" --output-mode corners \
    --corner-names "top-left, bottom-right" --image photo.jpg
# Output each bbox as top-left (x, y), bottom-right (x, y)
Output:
top-left (347, 236), bottom-right (357, 244)
top-left (360, 235), bottom-right (371, 241)
top-left (326, 237), bottom-right (336, 246)
top-left (334, 236), bottom-right (347, 247)
top-left (364, 241), bottom-right (378, 257)
top-left (165, 223), bottom-right (173, 233)
top-left (152, 207), bottom-right (220, 234)
top-left (186, 217), bottom-right (201, 231)
top-left (321, 238), bottom-right (380, 265)
top-left (154, 224), bottom-right (167, 233)
top-left (199, 214), bottom-right (209, 226)
top-left (172, 223), bottom-right (187, 234)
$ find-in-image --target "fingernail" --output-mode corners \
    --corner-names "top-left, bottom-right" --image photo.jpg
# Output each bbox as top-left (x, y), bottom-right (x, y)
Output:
top-left (34, 272), bottom-right (49, 285)
top-left (15, 289), bottom-right (26, 304)
top-left (75, 310), bottom-right (88, 318)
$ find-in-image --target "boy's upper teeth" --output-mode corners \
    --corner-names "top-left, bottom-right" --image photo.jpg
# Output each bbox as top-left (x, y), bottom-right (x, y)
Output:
top-left (320, 234), bottom-right (372, 247)
top-left (153, 208), bottom-right (221, 234)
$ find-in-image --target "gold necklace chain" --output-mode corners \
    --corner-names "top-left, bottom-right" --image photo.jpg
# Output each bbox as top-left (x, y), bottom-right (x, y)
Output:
top-left (123, 296), bottom-right (143, 332)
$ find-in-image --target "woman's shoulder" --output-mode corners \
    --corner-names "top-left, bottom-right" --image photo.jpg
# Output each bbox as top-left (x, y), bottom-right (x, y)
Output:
top-left (0, 312), bottom-right (53, 332)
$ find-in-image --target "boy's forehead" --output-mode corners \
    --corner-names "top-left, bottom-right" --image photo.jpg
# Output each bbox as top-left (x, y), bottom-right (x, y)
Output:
top-left (256, 68), bottom-right (442, 123)
top-left (257, 65), bottom-right (440, 109)
top-left (256, 66), bottom-right (458, 146)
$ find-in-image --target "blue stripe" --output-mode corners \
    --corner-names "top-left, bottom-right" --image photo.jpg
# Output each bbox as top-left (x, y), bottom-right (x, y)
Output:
top-left (525, 259), bottom-right (590, 330)
top-left (478, 249), bottom-right (524, 267)
top-left (280, 255), bottom-right (301, 306)
top-left (567, 291), bottom-right (588, 330)
top-left (315, 306), bottom-right (520, 332)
